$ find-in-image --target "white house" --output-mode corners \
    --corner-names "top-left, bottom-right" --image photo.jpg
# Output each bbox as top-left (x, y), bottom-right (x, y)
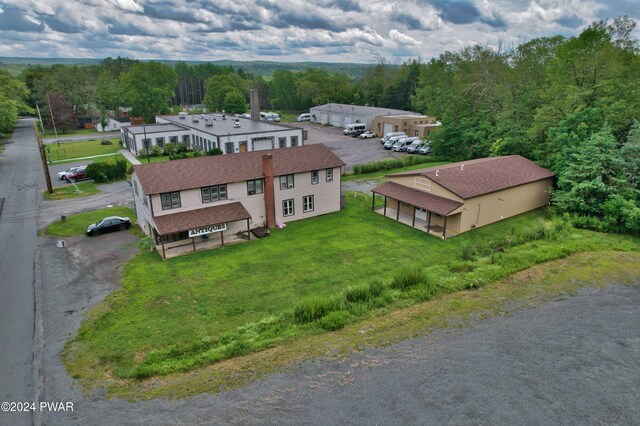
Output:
top-left (96, 116), bottom-right (131, 133)
top-left (131, 144), bottom-right (345, 259)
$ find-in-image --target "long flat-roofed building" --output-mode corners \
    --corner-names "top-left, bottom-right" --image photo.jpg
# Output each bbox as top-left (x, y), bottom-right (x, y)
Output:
top-left (121, 113), bottom-right (304, 157)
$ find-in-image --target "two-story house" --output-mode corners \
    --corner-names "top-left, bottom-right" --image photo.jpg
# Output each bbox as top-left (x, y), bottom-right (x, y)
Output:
top-left (131, 144), bottom-right (345, 258)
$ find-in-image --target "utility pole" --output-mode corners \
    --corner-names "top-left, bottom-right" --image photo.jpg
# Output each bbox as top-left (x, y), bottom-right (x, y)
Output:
top-left (35, 104), bottom-right (45, 134)
top-left (34, 122), bottom-right (53, 194)
top-left (46, 92), bottom-right (60, 147)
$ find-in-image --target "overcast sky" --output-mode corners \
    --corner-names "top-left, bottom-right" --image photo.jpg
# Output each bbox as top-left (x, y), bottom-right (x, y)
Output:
top-left (0, 0), bottom-right (638, 63)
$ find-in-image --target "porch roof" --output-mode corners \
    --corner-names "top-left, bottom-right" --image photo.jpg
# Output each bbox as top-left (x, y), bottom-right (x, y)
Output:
top-left (154, 202), bottom-right (251, 235)
top-left (372, 181), bottom-right (463, 216)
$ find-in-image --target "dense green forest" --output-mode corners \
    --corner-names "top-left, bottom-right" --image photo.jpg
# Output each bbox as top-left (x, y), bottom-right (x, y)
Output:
top-left (2, 16), bottom-right (639, 234)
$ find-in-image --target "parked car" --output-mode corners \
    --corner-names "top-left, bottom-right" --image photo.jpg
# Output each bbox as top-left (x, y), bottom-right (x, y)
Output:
top-left (406, 140), bottom-right (422, 153)
top-left (392, 137), bottom-right (420, 152)
top-left (384, 135), bottom-right (407, 150)
top-left (418, 143), bottom-right (432, 155)
top-left (86, 216), bottom-right (132, 236)
top-left (297, 113), bottom-right (312, 122)
top-left (351, 129), bottom-right (366, 137)
top-left (57, 166), bottom-right (83, 180)
top-left (63, 166), bottom-right (88, 182)
top-left (359, 131), bottom-right (376, 139)
top-left (380, 131), bottom-right (406, 145)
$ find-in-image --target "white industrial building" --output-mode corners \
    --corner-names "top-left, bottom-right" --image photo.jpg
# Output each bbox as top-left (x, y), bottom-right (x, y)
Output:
top-left (121, 113), bottom-right (304, 157)
top-left (309, 103), bottom-right (420, 129)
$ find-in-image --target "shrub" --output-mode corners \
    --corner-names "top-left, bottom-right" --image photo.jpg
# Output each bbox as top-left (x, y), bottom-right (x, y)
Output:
top-left (207, 147), bottom-right (223, 156)
top-left (294, 295), bottom-right (341, 323)
top-left (390, 267), bottom-right (428, 290)
top-left (85, 158), bottom-right (127, 183)
top-left (460, 242), bottom-right (478, 261)
top-left (151, 145), bottom-right (163, 157)
top-left (138, 237), bottom-right (156, 253)
top-left (318, 311), bottom-right (349, 331)
top-left (163, 143), bottom-right (176, 156)
top-left (351, 156), bottom-right (438, 175)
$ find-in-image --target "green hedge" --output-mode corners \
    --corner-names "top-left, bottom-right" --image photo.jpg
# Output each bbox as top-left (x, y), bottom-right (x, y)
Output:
top-left (85, 158), bottom-right (127, 183)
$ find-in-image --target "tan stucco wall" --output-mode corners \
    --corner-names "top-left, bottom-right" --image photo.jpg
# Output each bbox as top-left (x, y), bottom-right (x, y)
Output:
top-left (274, 167), bottom-right (341, 224)
top-left (371, 115), bottom-right (437, 138)
top-left (458, 178), bottom-right (553, 232)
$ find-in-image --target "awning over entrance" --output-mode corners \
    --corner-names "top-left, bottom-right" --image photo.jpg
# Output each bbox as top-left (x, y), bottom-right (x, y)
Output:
top-left (154, 202), bottom-right (251, 235)
top-left (372, 181), bottom-right (462, 216)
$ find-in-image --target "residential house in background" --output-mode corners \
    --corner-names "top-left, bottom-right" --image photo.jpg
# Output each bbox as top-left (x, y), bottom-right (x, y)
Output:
top-left (121, 113), bottom-right (304, 157)
top-left (96, 116), bottom-right (131, 132)
top-left (371, 156), bottom-right (554, 238)
top-left (131, 144), bottom-right (345, 258)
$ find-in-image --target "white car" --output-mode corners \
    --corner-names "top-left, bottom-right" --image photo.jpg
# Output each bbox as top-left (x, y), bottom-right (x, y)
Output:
top-left (359, 131), bottom-right (376, 139)
top-left (58, 166), bottom-right (82, 180)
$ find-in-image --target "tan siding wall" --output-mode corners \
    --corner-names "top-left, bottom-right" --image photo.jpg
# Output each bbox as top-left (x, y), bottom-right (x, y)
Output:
top-left (388, 176), bottom-right (464, 202)
top-left (458, 178), bottom-right (553, 232)
top-left (274, 167), bottom-right (341, 224)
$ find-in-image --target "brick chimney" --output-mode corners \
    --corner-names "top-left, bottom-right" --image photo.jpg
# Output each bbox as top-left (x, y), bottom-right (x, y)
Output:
top-left (262, 154), bottom-right (276, 228)
top-left (250, 89), bottom-right (260, 121)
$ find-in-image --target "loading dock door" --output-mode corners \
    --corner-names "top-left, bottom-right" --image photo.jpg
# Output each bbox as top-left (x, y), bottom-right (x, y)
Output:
top-left (384, 123), bottom-right (393, 134)
top-left (252, 137), bottom-right (274, 151)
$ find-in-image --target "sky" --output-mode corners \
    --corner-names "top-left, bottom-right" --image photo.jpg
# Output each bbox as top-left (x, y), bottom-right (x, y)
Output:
top-left (0, 0), bottom-right (638, 63)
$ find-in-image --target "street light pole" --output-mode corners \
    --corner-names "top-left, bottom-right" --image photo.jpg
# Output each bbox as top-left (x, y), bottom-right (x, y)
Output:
top-left (143, 124), bottom-right (150, 163)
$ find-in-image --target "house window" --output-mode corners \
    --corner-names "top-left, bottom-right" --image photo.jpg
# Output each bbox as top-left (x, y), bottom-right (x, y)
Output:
top-left (303, 195), bottom-right (314, 213)
top-left (311, 170), bottom-right (319, 185)
top-left (278, 137), bottom-right (286, 148)
top-left (142, 138), bottom-right (151, 148)
top-left (225, 142), bottom-right (234, 154)
top-left (247, 179), bottom-right (264, 195)
top-left (170, 136), bottom-right (178, 144)
top-left (414, 130), bottom-right (419, 137)
top-left (161, 192), bottom-right (181, 210)
top-left (182, 135), bottom-right (190, 144)
top-left (201, 184), bottom-right (228, 203)
top-left (326, 168), bottom-right (333, 182)
top-left (155, 137), bottom-right (164, 147)
top-left (283, 199), bottom-right (294, 216)
top-left (280, 174), bottom-right (294, 190)
top-left (291, 136), bottom-right (298, 147)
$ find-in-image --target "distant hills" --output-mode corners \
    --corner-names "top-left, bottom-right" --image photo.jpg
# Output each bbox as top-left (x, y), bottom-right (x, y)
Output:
top-left (0, 57), bottom-right (377, 78)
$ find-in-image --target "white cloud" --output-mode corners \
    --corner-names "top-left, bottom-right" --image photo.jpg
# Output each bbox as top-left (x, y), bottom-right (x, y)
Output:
top-left (388, 29), bottom-right (421, 46)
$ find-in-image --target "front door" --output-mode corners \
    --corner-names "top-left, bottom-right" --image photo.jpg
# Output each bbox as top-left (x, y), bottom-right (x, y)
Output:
top-left (239, 141), bottom-right (247, 153)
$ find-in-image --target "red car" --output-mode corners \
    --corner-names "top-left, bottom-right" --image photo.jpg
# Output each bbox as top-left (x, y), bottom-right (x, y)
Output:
top-left (64, 166), bottom-right (88, 182)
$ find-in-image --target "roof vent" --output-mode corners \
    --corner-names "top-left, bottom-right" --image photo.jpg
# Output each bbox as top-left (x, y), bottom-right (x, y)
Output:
top-left (233, 119), bottom-right (240, 128)
top-left (205, 122), bottom-right (213, 127)
top-left (461, 164), bottom-right (464, 170)
top-left (436, 170), bottom-right (439, 177)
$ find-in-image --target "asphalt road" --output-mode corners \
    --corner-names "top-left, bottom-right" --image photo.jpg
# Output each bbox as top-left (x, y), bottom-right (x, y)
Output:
top-left (0, 118), bottom-right (42, 426)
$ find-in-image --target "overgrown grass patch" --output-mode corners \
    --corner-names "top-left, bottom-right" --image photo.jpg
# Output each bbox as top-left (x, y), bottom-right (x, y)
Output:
top-left (45, 206), bottom-right (136, 236)
top-left (62, 193), bottom-right (640, 391)
top-left (343, 160), bottom-right (449, 182)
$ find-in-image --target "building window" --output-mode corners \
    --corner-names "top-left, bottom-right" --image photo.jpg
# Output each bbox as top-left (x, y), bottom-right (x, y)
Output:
top-left (182, 135), bottom-right (190, 145)
top-left (303, 195), bottom-right (314, 213)
top-left (155, 137), bottom-right (164, 147)
top-left (377, 123), bottom-right (381, 132)
top-left (247, 179), bottom-right (264, 195)
top-left (170, 136), bottom-right (178, 144)
top-left (201, 185), bottom-right (228, 203)
top-left (394, 125), bottom-right (398, 132)
top-left (225, 142), bottom-right (234, 154)
top-left (326, 168), bottom-right (333, 182)
top-left (142, 138), bottom-right (151, 148)
top-left (311, 170), bottom-right (319, 185)
top-left (291, 136), bottom-right (299, 147)
top-left (414, 130), bottom-right (420, 137)
top-left (283, 199), bottom-right (294, 216)
top-left (161, 192), bottom-right (181, 210)
top-left (280, 174), bottom-right (294, 190)
top-left (278, 137), bottom-right (286, 148)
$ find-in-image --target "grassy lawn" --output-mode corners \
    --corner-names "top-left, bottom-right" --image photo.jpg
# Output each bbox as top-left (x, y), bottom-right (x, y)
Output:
top-left (62, 194), bottom-right (640, 392)
top-left (45, 138), bottom-right (121, 162)
top-left (136, 155), bottom-right (170, 164)
top-left (343, 159), bottom-right (449, 182)
top-left (42, 128), bottom-right (108, 137)
top-left (43, 181), bottom-right (100, 200)
top-left (45, 206), bottom-right (136, 237)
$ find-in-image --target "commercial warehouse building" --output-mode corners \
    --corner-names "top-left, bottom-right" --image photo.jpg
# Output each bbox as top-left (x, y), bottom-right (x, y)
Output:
top-left (371, 156), bottom-right (554, 238)
top-left (309, 103), bottom-right (420, 129)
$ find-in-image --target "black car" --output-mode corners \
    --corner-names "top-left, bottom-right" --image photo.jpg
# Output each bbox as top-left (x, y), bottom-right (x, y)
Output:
top-left (86, 216), bottom-right (131, 236)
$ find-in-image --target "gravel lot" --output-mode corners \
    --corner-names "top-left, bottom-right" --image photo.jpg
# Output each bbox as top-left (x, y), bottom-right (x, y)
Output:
top-left (32, 231), bottom-right (640, 425)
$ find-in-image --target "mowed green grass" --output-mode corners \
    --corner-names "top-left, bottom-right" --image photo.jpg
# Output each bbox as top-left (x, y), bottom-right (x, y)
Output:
top-left (46, 206), bottom-right (136, 236)
top-left (45, 138), bottom-right (121, 162)
top-left (43, 181), bottom-right (100, 200)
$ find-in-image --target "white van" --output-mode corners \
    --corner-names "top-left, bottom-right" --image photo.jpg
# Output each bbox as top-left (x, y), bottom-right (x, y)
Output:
top-left (343, 123), bottom-right (367, 135)
top-left (392, 137), bottom-right (419, 152)
top-left (380, 131), bottom-right (406, 145)
top-left (297, 113), bottom-right (312, 122)
top-left (384, 134), bottom-right (407, 150)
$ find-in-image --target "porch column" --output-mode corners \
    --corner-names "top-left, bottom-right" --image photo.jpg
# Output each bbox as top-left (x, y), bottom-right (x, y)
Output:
top-left (371, 193), bottom-right (375, 211)
top-left (192, 237), bottom-right (196, 252)
top-left (427, 211), bottom-right (432, 233)
top-left (161, 242), bottom-right (166, 259)
top-left (412, 206), bottom-right (416, 228)
top-left (443, 216), bottom-right (448, 239)
top-left (221, 231), bottom-right (225, 246)
top-left (396, 200), bottom-right (400, 221)
top-left (383, 197), bottom-right (387, 216)
top-left (247, 218), bottom-right (251, 240)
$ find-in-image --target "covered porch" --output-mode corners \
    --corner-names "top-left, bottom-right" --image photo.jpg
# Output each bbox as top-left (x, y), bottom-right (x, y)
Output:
top-left (152, 202), bottom-right (253, 259)
top-left (371, 181), bottom-right (463, 239)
